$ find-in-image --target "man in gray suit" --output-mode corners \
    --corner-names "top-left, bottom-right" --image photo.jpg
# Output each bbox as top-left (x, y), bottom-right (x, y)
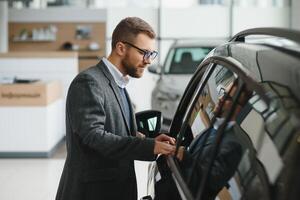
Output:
top-left (56, 17), bottom-right (176, 200)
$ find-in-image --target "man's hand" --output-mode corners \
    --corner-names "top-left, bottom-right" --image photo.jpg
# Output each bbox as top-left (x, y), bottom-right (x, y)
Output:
top-left (153, 134), bottom-right (176, 155)
top-left (176, 146), bottom-right (185, 161)
top-left (136, 131), bottom-right (146, 139)
top-left (155, 133), bottom-right (176, 145)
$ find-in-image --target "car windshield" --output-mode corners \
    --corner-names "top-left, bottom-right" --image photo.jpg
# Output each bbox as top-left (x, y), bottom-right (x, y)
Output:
top-left (164, 47), bottom-right (213, 74)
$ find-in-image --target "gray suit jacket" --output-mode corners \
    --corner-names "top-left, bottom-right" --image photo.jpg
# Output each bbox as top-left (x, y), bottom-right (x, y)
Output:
top-left (56, 60), bottom-right (156, 200)
top-left (181, 125), bottom-right (242, 200)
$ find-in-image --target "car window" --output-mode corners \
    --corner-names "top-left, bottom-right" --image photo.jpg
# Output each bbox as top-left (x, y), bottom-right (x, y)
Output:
top-left (214, 84), bottom-right (300, 199)
top-left (259, 82), bottom-right (300, 154)
top-left (239, 81), bottom-right (300, 156)
top-left (169, 56), bottom-right (300, 200)
top-left (173, 63), bottom-right (275, 200)
top-left (177, 65), bottom-right (236, 147)
top-left (175, 64), bottom-right (249, 198)
top-left (164, 47), bottom-right (213, 74)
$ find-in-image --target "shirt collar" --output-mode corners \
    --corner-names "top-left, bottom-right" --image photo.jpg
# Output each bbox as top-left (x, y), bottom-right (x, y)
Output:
top-left (213, 117), bottom-right (236, 130)
top-left (102, 57), bottom-right (130, 88)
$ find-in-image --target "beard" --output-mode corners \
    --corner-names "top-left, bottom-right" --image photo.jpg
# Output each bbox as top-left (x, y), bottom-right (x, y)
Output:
top-left (121, 54), bottom-right (144, 78)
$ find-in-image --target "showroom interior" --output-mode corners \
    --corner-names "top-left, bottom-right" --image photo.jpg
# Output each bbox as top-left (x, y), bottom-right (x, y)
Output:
top-left (0, 0), bottom-right (299, 199)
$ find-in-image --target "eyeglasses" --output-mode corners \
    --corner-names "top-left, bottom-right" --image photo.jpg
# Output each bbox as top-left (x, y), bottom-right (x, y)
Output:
top-left (218, 87), bottom-right (248, 106)
top-left (122, 41), bottom-right (158, 61)
top-left (218, 87), bottom-right (233, 101)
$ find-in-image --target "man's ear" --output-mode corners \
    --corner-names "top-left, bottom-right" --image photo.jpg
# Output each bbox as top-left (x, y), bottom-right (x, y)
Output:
top-left (115, 42), bottom-right (126, 57)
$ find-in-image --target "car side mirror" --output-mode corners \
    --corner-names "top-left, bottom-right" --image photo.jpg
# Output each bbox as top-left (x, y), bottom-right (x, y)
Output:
top-left (148, 64), bottom-right (161, 74)
top-left (135, 110), bottom-right (161, 138)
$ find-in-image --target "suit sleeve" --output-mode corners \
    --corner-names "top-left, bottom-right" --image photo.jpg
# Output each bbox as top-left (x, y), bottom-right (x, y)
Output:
top-left (179, 135), bottom-right (242, 196)
top-left (205, 140), bottom-right (242, 192)
top-left (67, 74), bottom-right (156, 161)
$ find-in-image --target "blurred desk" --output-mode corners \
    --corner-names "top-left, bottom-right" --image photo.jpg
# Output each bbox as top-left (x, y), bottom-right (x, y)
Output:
top-left (0, 80), bottom-right (64, 157)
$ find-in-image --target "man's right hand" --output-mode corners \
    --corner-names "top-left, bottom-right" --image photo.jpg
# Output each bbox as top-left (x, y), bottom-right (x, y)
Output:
top-left (153, 134), bottom-right (176, 155)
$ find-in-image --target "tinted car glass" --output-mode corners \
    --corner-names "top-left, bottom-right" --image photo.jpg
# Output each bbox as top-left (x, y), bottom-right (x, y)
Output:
top-left (174, 64), bottom-right (251, 199)
top-left (259, 82), bottom-right (300, 154)
top-left (226, 84), bottom-right (300, 199)
top-left (182, 65), bottom-right (236, 142)
top-left (172, 61), bottom-right (278, 200)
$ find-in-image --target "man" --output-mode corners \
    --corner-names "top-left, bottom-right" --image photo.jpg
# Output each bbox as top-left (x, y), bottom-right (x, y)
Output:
top-left (56, 17), bottom-right (175, 200)
top-left (158, 81), bottom-right (251, 200)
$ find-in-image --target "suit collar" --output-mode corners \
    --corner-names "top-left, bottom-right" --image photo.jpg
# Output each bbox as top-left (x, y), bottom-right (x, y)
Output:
top-left (214, 117), bottom-right (236, 130)
top-left (188, 127), bottom-right (215, 153)
top-left (123, 88), bottom-right (137, 135)
top-left (96, 60), bottom-right (136, 135)
top-left (189, 123), bottom-right (236, 155)
top-left (102, 57), bottom-right (130, 88)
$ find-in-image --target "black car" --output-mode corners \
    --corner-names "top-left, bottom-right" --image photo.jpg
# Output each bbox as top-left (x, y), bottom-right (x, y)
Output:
top-left (137, 28), bottom-right (300, 200)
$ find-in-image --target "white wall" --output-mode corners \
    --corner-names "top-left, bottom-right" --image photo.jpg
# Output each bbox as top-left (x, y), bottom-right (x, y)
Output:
top-left (9, 7), bottom-right (106, 22)
top-left (0, 1), bottom-right (8, 53)
top-left (160, 6), bottom-right (230, 38)
top-left (159, 5), bottom-right (230, 63)
top-left (232, 7), bottom-right (290, 35)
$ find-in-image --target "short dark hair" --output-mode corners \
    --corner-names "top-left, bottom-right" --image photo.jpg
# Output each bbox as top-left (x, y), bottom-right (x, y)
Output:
top-left (111, 17), bottom-right (156, 49)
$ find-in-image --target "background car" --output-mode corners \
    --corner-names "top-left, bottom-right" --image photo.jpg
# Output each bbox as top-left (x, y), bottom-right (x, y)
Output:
top-left (138, 28), bottom-right (300, 200)
top-left (149, 40), bottom-right (224, 131)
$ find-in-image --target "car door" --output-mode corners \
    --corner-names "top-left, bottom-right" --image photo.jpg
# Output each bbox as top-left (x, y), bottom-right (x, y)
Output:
top-left (162, 56), bottom-right (272, 200)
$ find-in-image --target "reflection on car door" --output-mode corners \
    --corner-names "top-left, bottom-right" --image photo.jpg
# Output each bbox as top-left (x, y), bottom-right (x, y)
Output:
top-left (170, 61), bottom-right (272, 200)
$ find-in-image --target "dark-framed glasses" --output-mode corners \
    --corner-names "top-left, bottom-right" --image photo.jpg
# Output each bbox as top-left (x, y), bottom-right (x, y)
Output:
top-left (218, 86), bottom-right (249, 107)
top-left (218, 87), bottom-right (226, 97)
top-left (122, 41), bottom-right (158, 61)
top-left (218, 87), bottom-right (233, 101)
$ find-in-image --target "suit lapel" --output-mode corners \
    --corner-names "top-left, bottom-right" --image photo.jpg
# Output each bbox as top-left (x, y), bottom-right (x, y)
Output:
top-left (124, 88), bottom-right (137, 135)
top-left (189, 127), bottom-right (217, 154)
top-left (189, 128), bottom-right (210, 152)
top-left (97, 61), bottom-right (131, 135)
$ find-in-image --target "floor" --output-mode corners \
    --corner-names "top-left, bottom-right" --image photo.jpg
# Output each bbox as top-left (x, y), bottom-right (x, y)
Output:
top-left (0, 141), bottom-right (149, 200)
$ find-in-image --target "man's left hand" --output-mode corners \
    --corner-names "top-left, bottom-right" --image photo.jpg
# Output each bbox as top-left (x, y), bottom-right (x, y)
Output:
top-left (155, 133), bottom-right (176, 145)
top-left (136, 131), bottom-right (146, 139)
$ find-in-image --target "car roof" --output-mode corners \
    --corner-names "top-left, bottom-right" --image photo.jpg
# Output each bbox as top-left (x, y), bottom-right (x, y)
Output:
top-left (245, 36), bottom-right (300, 52)
top-left (209, 29), bottom-right (300, 100)
top-left (225, 42), bottom-right (300, 100)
